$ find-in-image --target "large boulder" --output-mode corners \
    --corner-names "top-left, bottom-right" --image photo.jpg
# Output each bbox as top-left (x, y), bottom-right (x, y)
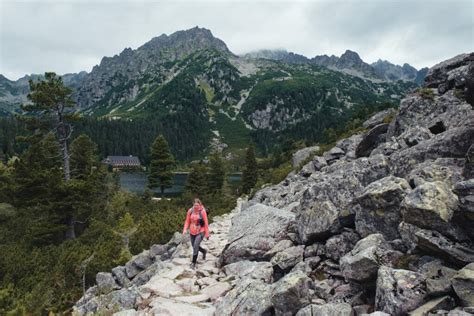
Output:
top-left (408, 158), bottom-right (465, 188)
top-left (363, 108), bottom-right (396, 129)
top-left (293, 146), bottom-right (320, 168)
top-left (96, 272), bottom-right (120, 293)
top-left (221, 203), bottom-right (296, 265)
top-left (424, 53), bottom-right (474, 94)
top-left (452, 262), bottom-right (474, 307)
top-left (324, 230), bottom-right (360, 261)
top-left (353, 176), bottom-right (410, 240)
top-left (420, 260), bottom-right (457, 296)
top-left (398, 222), bottom-right (474, 267)
top-left (271, 271), bottom-right (312, 316)
top-left (214, 279), bottom-right (273, 315)
top-left (270, 245), bottom-right (305, 274)
top-left (375, 266), bottom-right (428, 315)
top-left (454, 179), bottom-right (474, 219)
top-left (355, 123), bottom-right (389, 158)
top-left (340, 234), bottom-right (402, 283)
top-left (401, 181), bottom-right (466, 241)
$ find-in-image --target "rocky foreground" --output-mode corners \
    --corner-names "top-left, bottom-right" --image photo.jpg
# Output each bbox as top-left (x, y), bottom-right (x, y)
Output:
top-left (75, 53), bottom-right (474, 315)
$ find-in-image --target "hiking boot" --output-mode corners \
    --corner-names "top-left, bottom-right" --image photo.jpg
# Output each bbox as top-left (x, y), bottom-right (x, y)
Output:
top-left (190, 262), bottom-right (196, 270)
top-left (202, 249), bottom-right (207, 261)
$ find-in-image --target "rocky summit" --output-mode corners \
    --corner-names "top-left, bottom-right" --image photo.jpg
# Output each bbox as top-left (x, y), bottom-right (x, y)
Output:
top-left (74, 53), bottom-right (473, 315)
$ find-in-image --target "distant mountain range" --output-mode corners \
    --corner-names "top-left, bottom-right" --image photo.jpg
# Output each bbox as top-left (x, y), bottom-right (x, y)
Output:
top-left (1, 27), bottom-right (427, 157)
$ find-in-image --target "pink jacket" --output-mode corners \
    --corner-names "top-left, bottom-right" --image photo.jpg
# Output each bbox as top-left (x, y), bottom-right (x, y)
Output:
top-left (182, 205), bottom-right (209, 238)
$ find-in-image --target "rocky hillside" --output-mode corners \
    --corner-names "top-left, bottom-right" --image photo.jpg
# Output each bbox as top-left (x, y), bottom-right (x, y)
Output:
top-left (73, 53), bottom-right (473, 315)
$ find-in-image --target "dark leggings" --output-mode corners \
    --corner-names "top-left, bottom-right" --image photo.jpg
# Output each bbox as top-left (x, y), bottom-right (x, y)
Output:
top-left (190, 232), bottom-right (206, 257)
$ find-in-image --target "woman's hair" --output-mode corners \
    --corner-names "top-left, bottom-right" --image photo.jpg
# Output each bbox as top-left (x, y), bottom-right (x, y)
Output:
top-left (194, 198), bottom-right (202, 205)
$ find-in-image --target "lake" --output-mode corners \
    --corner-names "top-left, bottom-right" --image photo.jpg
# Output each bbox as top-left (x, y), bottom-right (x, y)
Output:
top-left (119, 172), bottom-right (242, 196)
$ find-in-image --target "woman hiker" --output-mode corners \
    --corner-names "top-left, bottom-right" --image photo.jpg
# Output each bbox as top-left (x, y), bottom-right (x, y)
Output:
top-left (182, 198), bottom-right (209, 269)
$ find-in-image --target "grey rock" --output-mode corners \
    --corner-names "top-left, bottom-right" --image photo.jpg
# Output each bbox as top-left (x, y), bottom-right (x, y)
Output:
top-left (223, 260), bottom-right (273, 283)
top-left (221, 203), bottom-right (296, 264)
top-left (398, 126), bottom-right (433, 148)
top-left (215, 279), bottom-right (273, 315)
top-left (375, 266), bottom-right (428, 315)
top-left (112, 266), bottom-right (130, 288)
top-left (454, 179), bottom-right (474, 218)
top-left (398, 222), bottom-right (474, 266)
top-left (149, 244), bottom-right (168, 257)
top-left (363, 108), bottom-right (396, 129)
top-left (313, 156), bottom-right (328, 171)
top-left (408, 158), bottom-right (465, 188)
top-left (355, 123), bottom-right (389, 158)
top-left (271, 271), bottom-right (312, 316)
top-left (419, 260), bottom-right (457, 296)
top-left (124, 252), bottom-right (153, 279)
top-left (131, 261), bottom-right (165, 286)
top-left (401, 181), bottom-right (466, 241)
top-left (408, 296), bottom-right (456, 315)
top-left (324, 230), bottom-right (360, 261)
top-left (264, 239), bottom-right (295, 258)
top-left (424, 53), bottom-right (474, 93)
top-left (304, 243), bottom-right (324, 258)
top-left (96, 272), bottom-right (120, 293)
top-left (296, 303), bottom-right (354, 316)
top-left (353, 176), bottom-right (410, 240)
top-left (452, 262), bottom-right (474, 307)
top-left (270, 245), bottom-right (305, 273)
top-left (293, 146), bottom-right (320, 168)
top-left (340, 234), bottom-right (402, 282)
top-left (324, 146), bottom-right (346, 164)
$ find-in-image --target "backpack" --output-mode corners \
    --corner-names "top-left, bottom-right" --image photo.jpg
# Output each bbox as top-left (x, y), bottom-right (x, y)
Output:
top-left (199, 207), bottom-right (210, 226)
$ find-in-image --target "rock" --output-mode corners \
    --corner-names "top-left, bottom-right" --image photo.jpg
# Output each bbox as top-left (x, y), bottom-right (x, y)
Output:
top-left (142, 276), bottom-right (183, 298)
top-left (131, 261), bottom-right (165, 286)
top-left (150, 244), bottom-right (168, 257)
top-left (297, 199), bottom-right (344, 243)
top-left (419, 260), bottom-right (457, 296)
top-left (215, 279), bottom-right (273, 315)
top-left (293, 146), bottom-right (320, 168)
top-left (454, 179), bottom-right (474, 219)
top-left (149, 296), bottom-right (215, 316)
top-left (113, 309), bottom-right (137, 316)
top-left (363, 108), bottom-right (396, 129)
top-left (375, 266), bottom-right (428, 315)
top-left (313, 156), bottom-right (328, 171)
top-left (340, 234), bottom-right (402, 282)
top-left (324, 146), bottom-right (346, 164)
top-left (353, 305), bottom-right (372, 315)
top-left (96, 272), bottom-right (120, 293)
top-left (424, 53), bottom-right (474, 93)
top-left (408, 296), bottom-right (456, 315)
top-left (270, 245), bottom-right (305, 273)
top-left (124, 252), bottom-right (153, 279)
top-left (353, 176), bottom-right (410, 240)
top-left (390, 125), bottom-right (474, 177)
top-left (324, 230), bottom-right (360, 261)
top-left (221, 203), bottom-right (296, 264)
top-left (265, 239), bottom-right (295, 258)
top-left (304, 243), bottom-right (324, 258)
top-left (401, 181), bottom-right (466, 241)
top-left (271, 271), bottom-right (312, 316)
top-left (296, 303), bottom-right (354, 316)
top-left (112, 266), bottom-right (130, 288)
top-left (399, 222), bottom-right (474, 266)
top-left (355, 123), bottom-right (389, 158)
top-left (201, 281), bottom-right (231, 301)
top-left (223, 260), bottom-right (273, 283)
top-left (452, 262), bottom-right (474, 307)
top-left (408, 158), bottom-right (465, 188)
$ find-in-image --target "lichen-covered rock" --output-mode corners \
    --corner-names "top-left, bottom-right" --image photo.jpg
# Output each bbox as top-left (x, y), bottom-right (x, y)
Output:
top-left (214, 279), bottom-right (273, 315)
top-left (424, 53), bottom-right (474, 93)
top-left (96, 272), bottom-right (120, 293)
top-left (340, 234), bottom-right (402, 282)
top-left (408, 296), bottom-right (456, 316)
top-left (293, 146), bottom-right (320, 168)
top-left (454, 179), bottom-right (474, 218)
top-left (271, 271), bottom-right (312, 316)
top-left (398, 222), bottom-right (474, 266)
top-left (296, 303), bottom-right (354, 316)
top-left (401, 181), bottom-right (466, 241)
top-left (419, 260), bottom-right (457, 296)
top-left (223, 260), bottom-right (273, 283)
top-left (363, 108), bottom-right (396, 129)
top-left (112, 266), bottom-right (130, 288)
top-left (375, 266), bottom-right (428, 315)
top-left (270, 245), bottom-right (305, 273)
top-left (324, 230), bottom-right (360, 261)
top-left (150, 244), bottom-right (168, 257)
top-left (353, 176), bottom-right (410, 240)
top-left (452, 262), bottom-right (474, 307)
top-left (408, 158), bottom-right (465, 188)
top-left (265, 239), bottom-right (295, 258)
top-left (221, 203), bottom-right (296, 264)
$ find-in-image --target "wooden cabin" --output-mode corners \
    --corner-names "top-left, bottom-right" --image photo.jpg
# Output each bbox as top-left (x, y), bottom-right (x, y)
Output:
top-left (102, 155), bottom-right (142, 171)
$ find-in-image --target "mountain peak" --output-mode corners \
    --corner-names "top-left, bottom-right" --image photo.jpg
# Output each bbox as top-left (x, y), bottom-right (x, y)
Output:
top-left (340, 49), bottom-right (363, 62)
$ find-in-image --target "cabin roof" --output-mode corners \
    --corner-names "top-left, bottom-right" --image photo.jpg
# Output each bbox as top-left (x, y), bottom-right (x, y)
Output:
top-left (103, 155), bottom-right (141, 167)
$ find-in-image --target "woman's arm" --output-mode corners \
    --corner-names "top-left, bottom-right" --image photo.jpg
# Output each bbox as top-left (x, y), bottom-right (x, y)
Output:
top-left (182, 210), bottom-right (190, 234)
top-left (203, 209), bottom-right (209, 239)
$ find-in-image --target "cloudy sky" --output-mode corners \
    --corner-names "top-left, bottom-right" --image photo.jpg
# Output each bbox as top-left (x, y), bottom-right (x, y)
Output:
top-left (1, 0), bottom-right (473, 80)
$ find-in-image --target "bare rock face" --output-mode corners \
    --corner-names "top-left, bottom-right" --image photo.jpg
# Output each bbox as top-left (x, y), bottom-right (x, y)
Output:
top-left (353, 176), bottom-right (410, 240)
top-left (375, 266), bottom-right (428, 315)
top-left (424, 53), bottom-right (474, 94)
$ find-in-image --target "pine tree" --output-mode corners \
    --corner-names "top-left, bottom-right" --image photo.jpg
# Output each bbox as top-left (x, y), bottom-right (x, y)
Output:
top-left (70, 134), bottom-right (97, 180)
top-left (148, 135), bottom-right (175, 196)
top-left (21, 72), bottom-right (78, 239)
top-left (185, 163), bottom-right (209, 197)
top-left (208, 152), bottom-right (225, 193)
top-left (242, 146), bottom-right (258, 194)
